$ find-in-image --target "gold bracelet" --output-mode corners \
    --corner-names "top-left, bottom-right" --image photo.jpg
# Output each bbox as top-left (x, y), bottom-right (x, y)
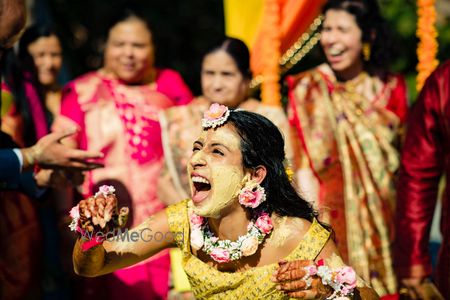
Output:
top-left (22, 148), bottom-right (35, 168)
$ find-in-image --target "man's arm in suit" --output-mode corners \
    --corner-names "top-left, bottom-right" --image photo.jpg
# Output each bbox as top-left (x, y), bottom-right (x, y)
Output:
top-left (0, 148), bottom-right (22, 189)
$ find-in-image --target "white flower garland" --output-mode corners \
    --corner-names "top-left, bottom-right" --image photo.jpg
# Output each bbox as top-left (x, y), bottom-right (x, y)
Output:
top-left (190, 210), bottom-right (273, 263)
top-left (302, 260), bottom-right (357, 299)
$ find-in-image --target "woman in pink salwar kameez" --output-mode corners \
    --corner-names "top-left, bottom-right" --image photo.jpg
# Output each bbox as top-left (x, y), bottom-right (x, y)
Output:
top-left (53, 10), bottom-right (192, 299)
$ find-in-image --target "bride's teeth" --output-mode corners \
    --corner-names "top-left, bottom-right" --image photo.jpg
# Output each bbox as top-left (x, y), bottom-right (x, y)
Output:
top-left (192, 176), bottom-right (210, 185)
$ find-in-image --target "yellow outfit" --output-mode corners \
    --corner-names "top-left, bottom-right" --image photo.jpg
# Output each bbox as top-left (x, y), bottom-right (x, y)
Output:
top-left (166, 199), bottom-right (331, 299)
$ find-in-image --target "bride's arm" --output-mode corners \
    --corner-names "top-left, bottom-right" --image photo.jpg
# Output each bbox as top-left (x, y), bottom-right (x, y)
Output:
top-left (273, 239), bottom-right (380, 299)
top-left (73, 209), bottom-right (176, 277)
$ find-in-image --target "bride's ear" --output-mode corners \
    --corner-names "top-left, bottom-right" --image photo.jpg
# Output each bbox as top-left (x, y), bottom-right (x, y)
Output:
top-left (250, 165), bottom-right (267, 184)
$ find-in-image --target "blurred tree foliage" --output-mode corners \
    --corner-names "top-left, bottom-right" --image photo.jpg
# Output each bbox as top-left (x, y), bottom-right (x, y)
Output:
top-left (39, 0), bottom-right (449, 101)
top-left (379, 0), bottom-right (450, 101)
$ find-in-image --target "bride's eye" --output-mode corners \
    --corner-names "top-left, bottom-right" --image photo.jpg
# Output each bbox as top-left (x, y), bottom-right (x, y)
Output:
top-left (213, 149), bottom-right (224, 156)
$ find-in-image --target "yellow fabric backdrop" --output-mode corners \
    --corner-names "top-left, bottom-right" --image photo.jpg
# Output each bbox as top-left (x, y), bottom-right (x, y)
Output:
top-left (223, 0), bottom-right (264, 49)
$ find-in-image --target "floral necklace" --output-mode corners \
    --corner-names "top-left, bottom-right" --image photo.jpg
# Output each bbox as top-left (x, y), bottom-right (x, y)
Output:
top-left (189, 210), bottom-right (274, 263)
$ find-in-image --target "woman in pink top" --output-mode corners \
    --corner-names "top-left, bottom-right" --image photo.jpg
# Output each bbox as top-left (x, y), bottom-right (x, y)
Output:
top-left (53, 9), bottom-right (192, 299)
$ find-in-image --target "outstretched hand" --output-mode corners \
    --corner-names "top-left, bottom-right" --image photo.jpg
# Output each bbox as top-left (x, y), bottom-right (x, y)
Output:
top-left (21, 129), bottom-right (104, 170)
top-left (272, 259), bottom-right (332, 299)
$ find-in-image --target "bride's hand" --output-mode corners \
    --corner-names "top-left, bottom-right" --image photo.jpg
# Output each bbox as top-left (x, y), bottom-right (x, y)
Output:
top-left (78, 191), bottom-right (129, 235)
top-left (272, 259), bottom-right (332, 299)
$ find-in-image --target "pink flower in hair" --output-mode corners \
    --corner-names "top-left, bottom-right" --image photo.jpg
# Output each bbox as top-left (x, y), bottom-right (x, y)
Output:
top-left (201, 103), bottom-right (230, 129)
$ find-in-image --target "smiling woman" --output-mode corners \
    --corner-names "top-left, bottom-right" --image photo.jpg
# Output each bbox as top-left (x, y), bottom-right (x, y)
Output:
top-left (72, 104), bottom-right (379, 299)
top-left (2, 24), bottom-right (63, 147)
top-left (287, 0), bottom-right (408, 297)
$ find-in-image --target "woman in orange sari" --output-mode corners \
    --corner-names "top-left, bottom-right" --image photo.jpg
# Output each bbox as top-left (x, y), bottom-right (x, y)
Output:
top-left (53, 10), bottom-right (192, 299)
top-left (287, 0), bottom-right (408, 297)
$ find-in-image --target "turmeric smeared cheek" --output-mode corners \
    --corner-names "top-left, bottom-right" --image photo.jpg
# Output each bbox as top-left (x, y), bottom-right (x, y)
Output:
top-left (192, 166), bottom-right (248, 218)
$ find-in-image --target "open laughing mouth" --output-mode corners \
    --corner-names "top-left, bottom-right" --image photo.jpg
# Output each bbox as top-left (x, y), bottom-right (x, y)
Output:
top-left (191, 175), bottom-right (211, 204)
top-left (329, 48), bottom-right (344, 56)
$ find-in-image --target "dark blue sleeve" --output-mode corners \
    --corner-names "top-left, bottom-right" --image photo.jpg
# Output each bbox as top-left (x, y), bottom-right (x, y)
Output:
top-left (0, 149), bottom-right (22, 189)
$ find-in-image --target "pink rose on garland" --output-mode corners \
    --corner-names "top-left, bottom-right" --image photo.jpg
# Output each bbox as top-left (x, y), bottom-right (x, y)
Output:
top-left (255, 213), bottom-right (273, 234)
top-left (210, 248), bottom-right (231, 263)
top-left (190, 213), bottom-right (204, 228)
top-left (336, 266), bottom-right (357, 291)
top-left (241, 236), bottom-right (259, 256)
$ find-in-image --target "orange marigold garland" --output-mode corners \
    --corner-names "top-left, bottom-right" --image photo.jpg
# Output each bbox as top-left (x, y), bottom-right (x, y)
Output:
top-left (260, 0), bottom-right (281, 106)
top-left (416, 0), bottom-right (439, 91)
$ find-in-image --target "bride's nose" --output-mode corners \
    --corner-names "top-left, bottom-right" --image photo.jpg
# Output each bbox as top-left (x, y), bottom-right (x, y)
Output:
top-left (189, 150), bottom-right (207, 169)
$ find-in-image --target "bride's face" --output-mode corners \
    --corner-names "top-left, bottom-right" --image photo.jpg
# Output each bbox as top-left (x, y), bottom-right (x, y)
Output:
top-left (187, 124), bottom-right (248, 218)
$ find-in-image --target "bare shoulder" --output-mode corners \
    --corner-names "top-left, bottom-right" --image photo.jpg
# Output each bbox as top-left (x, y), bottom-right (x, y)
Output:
top-left (268, 215), bottom-right (312, 249)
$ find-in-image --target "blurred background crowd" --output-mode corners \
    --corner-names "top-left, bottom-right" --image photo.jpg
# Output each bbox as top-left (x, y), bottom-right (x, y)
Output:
top-left (1, 0), bottom-right (449, 299)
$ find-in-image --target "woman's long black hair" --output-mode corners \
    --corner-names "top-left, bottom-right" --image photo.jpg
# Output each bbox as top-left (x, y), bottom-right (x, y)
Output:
top-left (2, 24), bottom-right (59, 146)
top-left (227, 109), bottom-right (319, 222)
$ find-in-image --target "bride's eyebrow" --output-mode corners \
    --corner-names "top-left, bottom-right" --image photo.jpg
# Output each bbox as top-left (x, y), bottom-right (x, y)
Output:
top-left (211, 142), bottom-right (230, 152)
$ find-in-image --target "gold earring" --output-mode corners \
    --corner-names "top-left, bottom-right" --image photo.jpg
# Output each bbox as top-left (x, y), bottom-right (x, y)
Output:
top-left (362, 43), bottom-right (371, 61)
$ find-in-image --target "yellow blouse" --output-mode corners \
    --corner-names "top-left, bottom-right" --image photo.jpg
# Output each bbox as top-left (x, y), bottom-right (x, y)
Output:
top-left (166, 200), bottom-right (331, 299)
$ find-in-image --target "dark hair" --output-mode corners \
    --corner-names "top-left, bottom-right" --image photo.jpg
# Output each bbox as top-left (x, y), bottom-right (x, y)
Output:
top-left (2, 24), bottom-right (60, 146)
top-left (227, 110), bottom-right (318, 221)
top-left (322, 0), bottom-right (394, 77)
top-left (18, 23), bottom-right (60, 71)
top-left (106, 9), bottom-right (153, 43)
top-left (204, 37), bottom-right (252, 80)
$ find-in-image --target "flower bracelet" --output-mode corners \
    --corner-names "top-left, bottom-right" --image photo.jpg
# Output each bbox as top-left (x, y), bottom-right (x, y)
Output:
top-left (69, 185), bottom-right (129, 251)
top-left (303, 259), bottom-right (357, 299)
